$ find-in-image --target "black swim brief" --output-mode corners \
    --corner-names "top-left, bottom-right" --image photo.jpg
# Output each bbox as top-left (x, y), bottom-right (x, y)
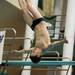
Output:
top-left (31, 18), bottom-right (45, 30)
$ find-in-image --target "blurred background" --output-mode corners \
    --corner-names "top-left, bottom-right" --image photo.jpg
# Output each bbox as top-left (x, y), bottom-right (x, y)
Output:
top-left (0, 0), bottom-right (75, 75)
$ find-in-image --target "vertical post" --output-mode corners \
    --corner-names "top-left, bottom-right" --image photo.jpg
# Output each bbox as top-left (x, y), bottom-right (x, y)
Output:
top-left (61, 0), bottom-right (75, 75)
top-left (21, 0), bottom-right (38, 75)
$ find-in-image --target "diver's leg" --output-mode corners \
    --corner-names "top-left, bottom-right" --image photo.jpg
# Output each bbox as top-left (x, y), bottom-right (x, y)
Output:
top-left (26, 0), bottom-right (43, 19)
top-left (18, 0), bottom-right (33, 26)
